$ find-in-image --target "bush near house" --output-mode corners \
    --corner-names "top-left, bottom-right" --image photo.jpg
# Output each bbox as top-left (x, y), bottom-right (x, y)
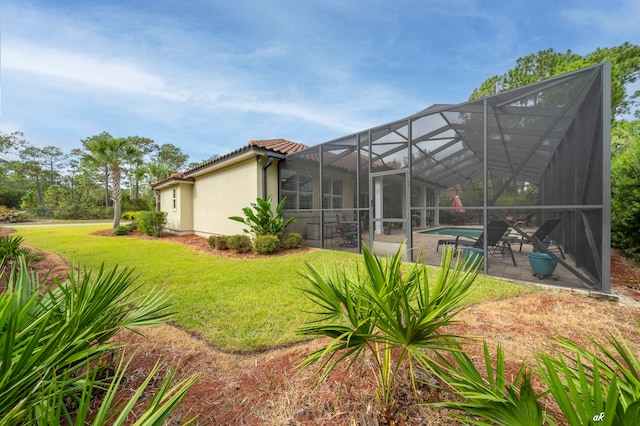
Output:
top-left (214, 235), bottom-right (230, 250)
top-left (254, 235), bottom-right (281, 254)
top-left (282, 232), bottom-right (303, 248)
top-left (113, 222), bottom-right (136, 235)
top-left (136, 210), bottom-right (167, 237)
top-left (228, 234), bottom-right (252, 253)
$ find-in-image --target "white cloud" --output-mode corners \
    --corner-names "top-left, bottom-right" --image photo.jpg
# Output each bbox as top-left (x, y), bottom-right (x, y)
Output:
top-left (4, 40), bottom-right (189, 101)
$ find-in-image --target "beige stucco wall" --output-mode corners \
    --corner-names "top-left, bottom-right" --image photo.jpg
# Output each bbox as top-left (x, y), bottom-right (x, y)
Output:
top-left (155, 152), bottom-right (286, 238)
top-left (160, 183), bottom-right (194, 235)
top-left (179, 184), bottom-right (194, 232)
top-left (191, 156), bottom-right (261, 237)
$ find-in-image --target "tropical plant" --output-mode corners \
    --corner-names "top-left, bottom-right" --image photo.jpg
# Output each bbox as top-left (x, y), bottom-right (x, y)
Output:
top-left (297, 245), bottom-right (478, 417)
top-left (81, 132), bottom-right (141, 230)
top-left (0, 234), bottom-right (42, 267)
top-left (538, 333), bottom-right (640, 425)
top-left (431, 342), bottom-right (544, 425)
top-left (229, 195), bottom-right (295, 237)
top-left (0, 256), bottom-right (196, 424)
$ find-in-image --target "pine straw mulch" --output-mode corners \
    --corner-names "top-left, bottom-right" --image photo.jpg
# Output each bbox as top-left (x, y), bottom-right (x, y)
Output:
top-left (2, 225), bottom-right (640, 425)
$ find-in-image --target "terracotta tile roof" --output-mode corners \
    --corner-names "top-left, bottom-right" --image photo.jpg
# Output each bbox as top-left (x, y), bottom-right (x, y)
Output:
top-left (176, 139), bottom-right (309, 177)
top-left (150, 172), bottom-right (194, 188)
top-left (249, 139), bottom-right (309, 154)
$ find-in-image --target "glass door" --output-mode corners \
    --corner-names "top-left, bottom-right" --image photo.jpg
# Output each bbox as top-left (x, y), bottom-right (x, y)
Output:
top-left (369, 170), bottom-right (410, 258)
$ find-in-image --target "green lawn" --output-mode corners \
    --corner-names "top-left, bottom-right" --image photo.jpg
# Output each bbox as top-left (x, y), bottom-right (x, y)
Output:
top-left (13, 224), bottom-right (533, 352)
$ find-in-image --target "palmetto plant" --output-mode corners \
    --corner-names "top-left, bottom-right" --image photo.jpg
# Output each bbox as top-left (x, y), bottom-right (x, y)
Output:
top-left (229, 195), bottom-right (295, 237)
top-left (0, 256), bottom-right (196, 425)
top-left (538, 333), bottom-right (640, 425)
top-left (0, 234), bottom-right (43, 266)
top-left (432, 332), bottom-right (640, 425)
top-left (431, 342), bottom-right (544, 426)
top-left (297, 245), bottom-right (478, 413)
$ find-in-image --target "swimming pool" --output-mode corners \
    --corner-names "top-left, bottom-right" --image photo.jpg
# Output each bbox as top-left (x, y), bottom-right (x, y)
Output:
top-left (419, 227), bottom-right (483, 238)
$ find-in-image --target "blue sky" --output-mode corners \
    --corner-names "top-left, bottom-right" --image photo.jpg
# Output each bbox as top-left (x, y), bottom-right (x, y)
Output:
top-left (2, 0), bottom-right (638, 164)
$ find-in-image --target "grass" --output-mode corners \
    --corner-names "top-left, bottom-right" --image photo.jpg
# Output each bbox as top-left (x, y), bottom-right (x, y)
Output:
top-left (13, 224), bottom-right (533, 352)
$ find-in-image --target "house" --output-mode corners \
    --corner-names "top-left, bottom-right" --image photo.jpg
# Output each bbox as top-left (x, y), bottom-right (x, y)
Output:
top-left (153, 63), bottom-right (611, 293)
top-left (151, 139), bottom-right (307, 237)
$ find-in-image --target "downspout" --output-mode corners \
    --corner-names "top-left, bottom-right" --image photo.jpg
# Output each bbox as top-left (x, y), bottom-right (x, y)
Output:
top-left (262, 156), bottom-right (274, 199)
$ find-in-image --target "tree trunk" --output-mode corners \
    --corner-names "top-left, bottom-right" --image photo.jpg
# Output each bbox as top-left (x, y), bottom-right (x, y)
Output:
top-left (34, 173), bottom-right (44, 208)
top-left (104, 166), bottom-right (109, 207)
top-left (111, 165), bottom-right (122, 229)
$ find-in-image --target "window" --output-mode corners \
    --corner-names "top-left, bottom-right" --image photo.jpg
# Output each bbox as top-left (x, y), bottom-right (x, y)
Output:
top-left (172, 188), bottom-right (177, 210)
top-left (322, 177), bottom-right (343, 209)
top-left (280, 168), bottom-right (313, 210)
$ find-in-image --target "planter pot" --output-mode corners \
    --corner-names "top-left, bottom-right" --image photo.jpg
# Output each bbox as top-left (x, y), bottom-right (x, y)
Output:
top-left (383, 226), bottom-right (391, 235)
top-left (528, 252), bottom-right (557, 278)
top-left (461, 247), bottom-right (484, 265)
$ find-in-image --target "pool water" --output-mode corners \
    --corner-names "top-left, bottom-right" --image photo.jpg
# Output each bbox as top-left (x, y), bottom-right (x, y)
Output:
top-left (419, 227), bottom-right (483, 238)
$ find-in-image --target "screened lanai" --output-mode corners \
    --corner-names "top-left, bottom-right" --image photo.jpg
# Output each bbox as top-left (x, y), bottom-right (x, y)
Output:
top-left (280, 62), bottom-right (611, 292)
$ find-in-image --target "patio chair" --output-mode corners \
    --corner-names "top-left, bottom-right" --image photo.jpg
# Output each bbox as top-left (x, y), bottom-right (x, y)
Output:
top-left (335, 213), bottom-right (358, 248)
top-left (513, 213), bottom-right (535, 228)
top-left (514, 218), bottom-right (565, 259)
top-left (438, 221), bottom-right (517, 266)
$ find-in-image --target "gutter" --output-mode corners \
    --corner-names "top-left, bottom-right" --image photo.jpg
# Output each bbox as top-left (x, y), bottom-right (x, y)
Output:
top-left (261, 156), bottom-right (274, 199)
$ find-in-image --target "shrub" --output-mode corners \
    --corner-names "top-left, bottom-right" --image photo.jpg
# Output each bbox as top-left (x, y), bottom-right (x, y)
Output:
top-left (253, 235), bottom-right (281, 254)
top-left (113, 225), bottom-right (131, 235)
top-left (136, 210), bottom-right (167, 237)
top-left (207, 235), bottom-right (216, 249)
top-left (611, 120), bottom-right (640, 262)
top-left (0, 207), bottom-right (29, 223)
top-left (214, 235), bottom-right (230, 250)
top-left (228, 234), bottom-right (252, 253)
top-left (282, 232), bottom-right (303, 248)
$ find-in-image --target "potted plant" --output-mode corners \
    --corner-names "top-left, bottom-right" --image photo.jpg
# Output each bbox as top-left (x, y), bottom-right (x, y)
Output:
top-left (528, 237), bottom-right (558, 279)
top-left (383, 222), bottom-right (398, 235)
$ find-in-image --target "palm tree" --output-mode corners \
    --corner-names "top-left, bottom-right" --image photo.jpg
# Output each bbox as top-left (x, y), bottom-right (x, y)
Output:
top-left (82, 132), bottom-right (140, 229)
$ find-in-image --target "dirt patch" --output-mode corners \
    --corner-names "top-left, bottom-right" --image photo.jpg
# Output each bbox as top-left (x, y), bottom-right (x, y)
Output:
top-left (3, 225), bottom-right (640, 424)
